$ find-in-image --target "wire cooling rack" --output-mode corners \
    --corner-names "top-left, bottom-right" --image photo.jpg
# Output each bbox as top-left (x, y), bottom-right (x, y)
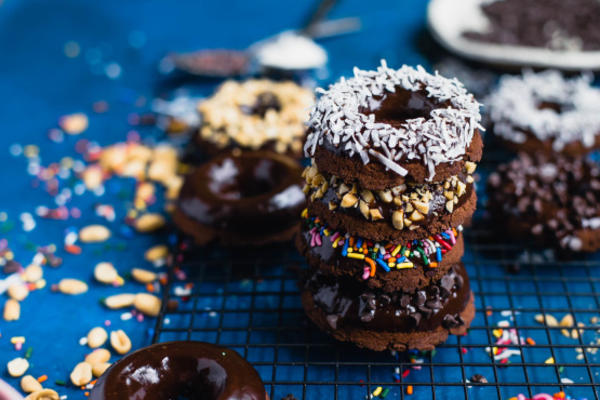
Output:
top-left (152, 144), bottom-right (600, 400)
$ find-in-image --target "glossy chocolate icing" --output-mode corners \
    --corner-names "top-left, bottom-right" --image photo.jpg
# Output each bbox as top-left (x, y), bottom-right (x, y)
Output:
top-left (303, 264), bottom-right (469, 332)
top-left (177, 151), bottom-right (305, 237)
top-left (90, 341), bottom-right (266, 400)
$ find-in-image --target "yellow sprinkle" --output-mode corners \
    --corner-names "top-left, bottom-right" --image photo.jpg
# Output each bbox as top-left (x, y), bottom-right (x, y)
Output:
top-left (323, 229), bottom-right (330, 236)
top-left (389, 263), bottom-right (396, 268)
top-left (347, 253), bottom-right (365, 260)
top-left (372, 387), bottom-right (383, 397)
top-left (391, 245), bottom-right (402, 257)
top-left (10, 336), bottom-right (25, 344)
top-left (493, 329), bottom-right (503, 338)
top-left (545, 357), bottom-right (555, 364)
top-left (332, 237), bottom-right (341, 248)
top-left (301, 209), bottom-right (308, 218)
top-left (397, 262), bottom-right (414, 269)
top-left (404, 250), bottom-right (411, 257)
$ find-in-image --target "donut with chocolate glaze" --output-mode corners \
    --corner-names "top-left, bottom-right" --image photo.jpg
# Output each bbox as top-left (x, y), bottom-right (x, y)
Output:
top-left (488, 152), bottom-right (600, 252)
top-left (173, 150), bottom-right (305, 246)
top-left (196, 79), bottom-right (314, 159)
top-left (90, 341), bottom-right (267, 400)
top-left (301, 264), bottom-right (474, 352)
top-left (486, 70), bottom-right (600, 157)
top-left (304, 62), bottom-right (483, 184)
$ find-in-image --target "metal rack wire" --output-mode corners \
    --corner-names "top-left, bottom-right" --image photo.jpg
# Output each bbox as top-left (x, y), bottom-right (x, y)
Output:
top-left (152, 146), bottom-right (600, 400)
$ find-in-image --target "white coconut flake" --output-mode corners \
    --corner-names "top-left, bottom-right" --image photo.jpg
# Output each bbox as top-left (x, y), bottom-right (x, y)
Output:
top-left (486, 70), bottom-right (600, 151)
top-left (304, 61), bottom-right (482, 180)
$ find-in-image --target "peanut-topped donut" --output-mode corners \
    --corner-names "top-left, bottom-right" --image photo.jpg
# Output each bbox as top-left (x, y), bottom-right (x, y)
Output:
top-left (486, 70), bottom-right (600, 156)
top-left (304, 61), bottom-right (483, 186)
top-left (173, 150), bottom-right (305, 246)
top-left (90, 341), bottom-right (267, 400)
top-left (196, 79), bottom-right (314, 158)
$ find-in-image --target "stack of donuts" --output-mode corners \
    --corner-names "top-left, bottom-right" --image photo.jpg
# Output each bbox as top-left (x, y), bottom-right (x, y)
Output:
top-left (296, 62), bottom-right (483, 351)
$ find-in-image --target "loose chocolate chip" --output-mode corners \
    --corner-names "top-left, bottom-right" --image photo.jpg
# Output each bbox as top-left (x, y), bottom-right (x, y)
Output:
top-left (3, 260), bottom-right (21, 274)
top-left (401, 294), bottom-right (412, 307)
top-left (416, 291), bottom-right (426, 306)
top-left (470, 374), bottom-right (488, 383)
top-left (440, 275), bottom-right (455, 296)
top-left (442, 313), bottom-right (460, 328)
top-left (410, 312), bottom-right (422, 327)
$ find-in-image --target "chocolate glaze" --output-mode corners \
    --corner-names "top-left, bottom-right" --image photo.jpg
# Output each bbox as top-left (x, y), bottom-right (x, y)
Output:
top-left (303, 264), bottom-right (470, 332)
top-left (90, 341), bottom-right (267, 400)
top-left (177, 151), bottom-right (305, 238)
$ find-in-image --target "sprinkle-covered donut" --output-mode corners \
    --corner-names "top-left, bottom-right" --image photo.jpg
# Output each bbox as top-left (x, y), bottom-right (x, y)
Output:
top-left (486, 70), bottom-right (600, 156)
top-left (90, 341), bottom-right (267, 400)
top-left (488, 152), bottom-right (600, 252)
top-left (304, 61), bottom-right (483, 183)
top-left (173, 150), bottom-right (305, 246)
top-left (196, 79), bottom-right (314, 158)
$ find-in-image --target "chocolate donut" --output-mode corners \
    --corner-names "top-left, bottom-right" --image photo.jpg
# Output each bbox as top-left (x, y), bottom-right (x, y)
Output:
top-left (488, 152), bottom-right (600, 252)
top-left (90, 341), bottom-right (267, 400)
top-left (486, 70), bottom-right (600, 156)
top-left (297, 62), bottom-right (480, 351)
top-left (196, 79), bottom-right (314, 159)
top-left (301, 263), bottom-right (474, 352)
top-left (173, 150), bottom-right (305, 246)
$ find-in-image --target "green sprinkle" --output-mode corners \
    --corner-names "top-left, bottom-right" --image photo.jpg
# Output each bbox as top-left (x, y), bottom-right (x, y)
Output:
top-left (380, 388), bottom-right (390, 398)
top-left (55, 380), bottom-right (66, 386)
top-left (25, 347), bottom-right (33, 359)
top-left (431, 349), bottom-right (437, 358)
top-left (559, 366), bottom-right (565, 374)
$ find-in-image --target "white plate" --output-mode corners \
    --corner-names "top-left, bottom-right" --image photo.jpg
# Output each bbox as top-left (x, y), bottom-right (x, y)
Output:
top-left (427, 0), bottom-right (600, 71)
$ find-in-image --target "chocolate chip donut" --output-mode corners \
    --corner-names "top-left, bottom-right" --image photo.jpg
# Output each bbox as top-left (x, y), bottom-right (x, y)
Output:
top-left (196, 79), bottom-right (314, 159)
top-left (173, 150), bottom-right (305, 246)
top-left (90, 341), bottom-right (267, 400)
top-left (486, 70), bottom-right (600, 156)
top-left (488, 152), bottom-right (600, 252)
top-left (297, 62), bottom-right (480, 351)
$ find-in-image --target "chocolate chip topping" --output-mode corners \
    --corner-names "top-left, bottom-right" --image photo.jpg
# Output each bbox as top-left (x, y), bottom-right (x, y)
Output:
top-left (304, 264), bottom-right (469, 332)
top-left (463, 0), bottom-right (600, 51)
top-left (488, 153), bottom-right (600, 251)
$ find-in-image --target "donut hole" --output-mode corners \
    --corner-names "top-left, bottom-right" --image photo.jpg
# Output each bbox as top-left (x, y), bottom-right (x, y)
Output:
top-left (240, 91), bottom-right (282, 117)
top-left (538, 100), bottom-right (565, 113)
top-left (361, 88), bottom-right (444, 127)
top-left (207, 155), bottom-right (288, 200)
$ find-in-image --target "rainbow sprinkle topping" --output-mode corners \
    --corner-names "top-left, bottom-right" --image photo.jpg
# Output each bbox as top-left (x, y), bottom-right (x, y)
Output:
top-left (302, 209), bottom-right (461, 279)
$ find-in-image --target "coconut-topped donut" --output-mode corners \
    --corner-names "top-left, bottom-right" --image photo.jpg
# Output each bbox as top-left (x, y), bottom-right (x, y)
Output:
top-left (196, 79), bottom-right (314, 158)
top-left (487, 70), bottom-right (600, 156)
top-left (304, 61), bottom-right (483, 184)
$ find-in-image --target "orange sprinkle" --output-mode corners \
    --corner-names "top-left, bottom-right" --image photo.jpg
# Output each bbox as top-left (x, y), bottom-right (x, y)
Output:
top-left (365, 258), bottom-right (376, 277)
top-left (429, 262), bottom-right (438, 268)
top-left (37, 375), bottom-right (48, 383)
top-left (526, 337), bottom-right (536, 346)
top-left (85, 392), bottom-right (90, 396)
top-left (486, 309), bottom-right (493, 316)
top-left (554, 392), bottom-right (565, 399)
top-left (146, 283), bottom-right (154, 293)
top-left (65, 244), bottom-right (82, 255)
top-left (406, 385), bottom-right (414, 395)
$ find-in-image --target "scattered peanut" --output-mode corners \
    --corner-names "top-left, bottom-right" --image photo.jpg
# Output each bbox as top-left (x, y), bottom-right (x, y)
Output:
top-left (392, 210), bottom-right (404, 230)
top-left (22, 264), bottom-right (43, 283)
top-left (104, 293), bottom-right (136, 309)
top-left (131, 268), bottom-right (157, 284)
top-left (25, 389), bottom-right (60, 400)
top-left (82, 166), bottom-right (104, 190)
top-left (58, 278), bottom-right (88, 295)
top-left (110, 330), bottom-right (132, 354)
top-left (92, 362), bottom-right (111, 377)
top-left (7, 284), bottom-right (29, 301)
top-left (7, 357), bottom-right (29, 377)
top-left (341, 193), bottom-right (358, 208)
top-left (535, 313), bottom-right (559, 327)
top-left (85, 348), bottom-right (111, 367)
top-left (94, 262), bottom-right (119, 285)
top-left (87, 327), bottom-right (108, 348)
top-left (134, 213), bottom-right (166, 233)
top-left (70, 362), bottom-right (93, 386)
top-left (4, 299), bottom-right (20, 321)
top-left (79, 225), bottom-right (111, 243)
top-left (20, 375), bottom-right (43, 393)
top-left (134, 293), bottom-right (161, 316)
top-left (60, 113), bottom-right (88, 135)
top-left (144, 245), bottom-right (168, 262)
top-left (560, 314), bottom-right (574, 327)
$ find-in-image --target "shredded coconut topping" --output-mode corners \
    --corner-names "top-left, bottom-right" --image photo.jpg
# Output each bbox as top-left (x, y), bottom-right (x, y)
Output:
top-left (487, 70), bottom-right (600, 151)
top-left (304, 60), bottom-right (482, 180)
